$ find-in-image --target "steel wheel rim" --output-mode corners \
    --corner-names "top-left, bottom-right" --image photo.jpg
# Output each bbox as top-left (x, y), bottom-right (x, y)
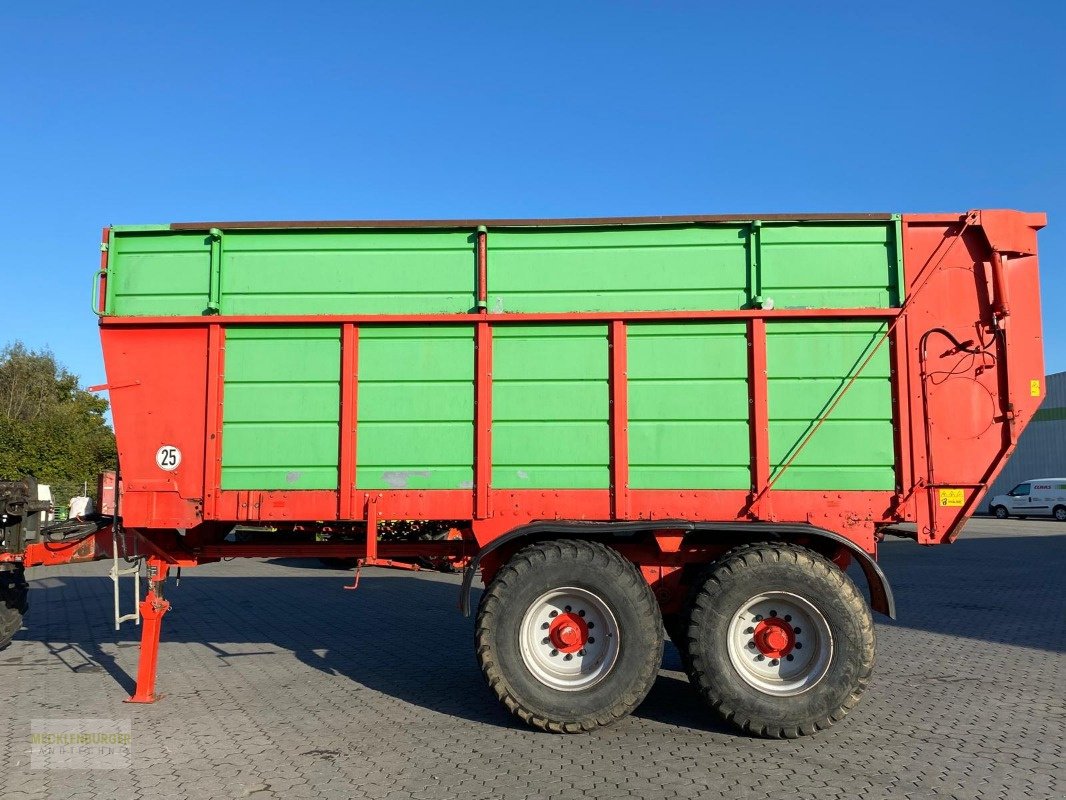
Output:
top-left (726, 591), bottom-right (833, 696)
top-left (519, 587), bottom-right (620, 691)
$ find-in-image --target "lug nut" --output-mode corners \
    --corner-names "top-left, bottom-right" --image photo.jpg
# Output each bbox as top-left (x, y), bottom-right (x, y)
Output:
top-left (550, 649), bottom-right (559, 657)
top-left (769, 610), bottom-right (777, 617)
top-left (747, 641), bottom-right (756, 649)
top-left (784, 615), bottom-right (792, 622)
top-left (541, 622), bottom-right (549, 630)
top-left (549, 610), bottom-right (558, 618)
top-left (578, 649), bottom-right (586, 656)
top-left (563, 653), bottom-right (573, 661)
top-left (744, 627), bottom-right (754, 634)
top-left (795, 642), bottom-right (803, 649)
top-left (769, 659), bottom-right (779, 666)
top-left (542, 637), bottom-right (550, 645)
top-left (755, 654), bottom-right (765, 662)
top-left (588, 622), bottom-right (595, 629)
top-left (578, 609), bottom-right (585, 617)
top-left (793, 627), bottom-right (801, 634)
top-left (786, 654), bottom-right (794, 662)
top-left (588, 637), bottom-right (595, 644)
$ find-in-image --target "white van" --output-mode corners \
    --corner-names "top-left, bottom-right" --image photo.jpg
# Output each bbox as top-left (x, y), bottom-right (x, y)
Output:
top-left (988, 479), bottom-right (1066, 521)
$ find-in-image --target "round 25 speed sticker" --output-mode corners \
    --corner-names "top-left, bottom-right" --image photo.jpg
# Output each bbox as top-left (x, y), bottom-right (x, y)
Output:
top-left (155, 445), bottom-right (182, 471)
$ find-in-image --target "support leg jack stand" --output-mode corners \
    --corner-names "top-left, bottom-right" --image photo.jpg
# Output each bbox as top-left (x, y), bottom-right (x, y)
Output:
top-left (125, 558), bottom-right (170, 704)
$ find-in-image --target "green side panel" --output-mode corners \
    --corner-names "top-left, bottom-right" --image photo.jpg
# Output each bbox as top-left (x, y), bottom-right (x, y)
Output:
top-left (493, 325), bottom-right (609, 488)
top-left (627, 323), bottom-right (750, 489)
top-left (109, 232), bottom-right (211, 315)
top-left (759, 223), bottom-right (900, 308)
top-left (488, 226), bottom-right (748, 313)
top-left (220, 230), bottom-right (475, 315)
top-left (766, 321), bottom-right (896, 490)
top-left (221, 327), bottom-right (340, 490)
top-left (107, 229), bottom-right (475, 316)
top-left (107, 220), bottom-right (901, 317)
top-left (356, 326), bottom-right (475, 490)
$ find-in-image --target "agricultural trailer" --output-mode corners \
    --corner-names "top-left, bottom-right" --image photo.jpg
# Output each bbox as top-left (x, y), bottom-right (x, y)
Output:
top-left (0, 209), bottom-right (1046, 738)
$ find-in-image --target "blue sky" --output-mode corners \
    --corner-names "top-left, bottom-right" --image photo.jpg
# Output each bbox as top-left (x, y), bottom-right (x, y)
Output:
top-left (2, 2), bottom-right (1063, 385)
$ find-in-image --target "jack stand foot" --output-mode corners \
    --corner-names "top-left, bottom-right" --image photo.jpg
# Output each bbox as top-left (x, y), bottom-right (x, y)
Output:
top-left (124, 692), bottom-right (165, 704)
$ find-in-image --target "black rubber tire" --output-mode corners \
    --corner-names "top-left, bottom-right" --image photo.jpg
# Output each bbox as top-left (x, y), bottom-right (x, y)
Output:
top-left (993, 505), bottom-right (1009, 520)
top-left (476, 539), bottom-right (663, 733)
top-left (684, 542), bottom-right (874, 739)
top-left (1054, 506), bottom-right (1066, 522)
top-left (0, 569), bottom-right (29, 651)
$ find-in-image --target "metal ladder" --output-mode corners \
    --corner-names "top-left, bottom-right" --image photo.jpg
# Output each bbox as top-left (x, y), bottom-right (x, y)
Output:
top-left (110, 525), bottom-right (142, 630)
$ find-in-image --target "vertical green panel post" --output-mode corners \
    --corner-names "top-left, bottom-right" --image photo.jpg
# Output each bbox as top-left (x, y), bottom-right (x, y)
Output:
top-left (207, 228), bottom-right (223, 313)
top-left (103, 228), bottom-right (116, 315)
top-left (892, 214), bottom-right (905, 305)
top-left (747, 220), bottom-right (762, 308)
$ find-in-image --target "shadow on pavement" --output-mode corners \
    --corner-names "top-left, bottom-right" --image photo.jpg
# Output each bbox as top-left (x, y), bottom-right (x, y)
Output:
top-left (9, 531), bottom-right (1063, 732)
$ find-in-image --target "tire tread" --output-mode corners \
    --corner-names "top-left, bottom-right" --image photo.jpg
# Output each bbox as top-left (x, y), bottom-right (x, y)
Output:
top-left (476, 539), bottom-right (662, 733)
top-left (685, 541), bottom-right (874, 739)
top-left (0, 569), bottom-right (28, 651)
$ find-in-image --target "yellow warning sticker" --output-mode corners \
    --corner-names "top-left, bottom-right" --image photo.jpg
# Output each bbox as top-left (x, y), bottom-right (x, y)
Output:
top-left (938, 488), bottom-right (965, 507)
top-left (1031, 379), bottom-right (1041, 397)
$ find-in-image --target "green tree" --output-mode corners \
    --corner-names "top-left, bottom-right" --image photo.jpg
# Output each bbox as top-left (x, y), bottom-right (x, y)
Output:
top-left (0, 342), bottom-right (116, 502)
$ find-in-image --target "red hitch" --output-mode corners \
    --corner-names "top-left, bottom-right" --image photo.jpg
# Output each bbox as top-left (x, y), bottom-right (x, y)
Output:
top-left (344, 557), bottom-right (421, 590)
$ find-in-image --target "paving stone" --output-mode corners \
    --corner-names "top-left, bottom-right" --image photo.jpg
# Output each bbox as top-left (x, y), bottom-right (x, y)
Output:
top-left (1, 519), bottom-right (1063, 799)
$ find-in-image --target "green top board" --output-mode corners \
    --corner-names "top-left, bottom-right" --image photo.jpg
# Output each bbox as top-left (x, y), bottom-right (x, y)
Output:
top-left (103, 218), bottom-right (904, 316)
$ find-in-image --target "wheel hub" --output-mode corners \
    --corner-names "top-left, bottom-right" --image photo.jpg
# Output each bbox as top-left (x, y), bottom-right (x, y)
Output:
top-left (726, 592), bottom-right (833, 696)
top-left (752, 617), bottom-right (795, 658)
top-left (518, 587), bottom-right (620, 691)
top-left (548, 612), bottom-right (589, 653)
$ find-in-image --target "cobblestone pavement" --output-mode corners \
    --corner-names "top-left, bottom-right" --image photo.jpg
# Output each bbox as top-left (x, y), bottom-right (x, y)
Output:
top-left (1, 519), bottom-right (1063, 799)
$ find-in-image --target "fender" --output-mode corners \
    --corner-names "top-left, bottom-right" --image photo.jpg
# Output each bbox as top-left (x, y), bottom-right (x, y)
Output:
top-left (459, 520), bottom-right (895, 619)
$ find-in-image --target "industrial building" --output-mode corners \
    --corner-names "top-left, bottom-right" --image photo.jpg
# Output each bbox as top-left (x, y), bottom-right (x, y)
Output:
top-left (984, 370), bottom-right (1066, 510)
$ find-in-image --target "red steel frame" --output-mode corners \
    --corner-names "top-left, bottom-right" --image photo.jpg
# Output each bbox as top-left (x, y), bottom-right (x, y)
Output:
top-left (474, 321), bottom-right (492, 520)
top-left (203, 324), bottom-right (225, 519)
top-left (609, 320), bottom-right (629, 519)
top-left (747, 318), bottom-right (771, 520)
top-left (63, 210), bottom-right (1048, 703)
top-left (102, 308), bottom-right (899, 326)
top-left (339, 323), bottom-right (358, 519)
